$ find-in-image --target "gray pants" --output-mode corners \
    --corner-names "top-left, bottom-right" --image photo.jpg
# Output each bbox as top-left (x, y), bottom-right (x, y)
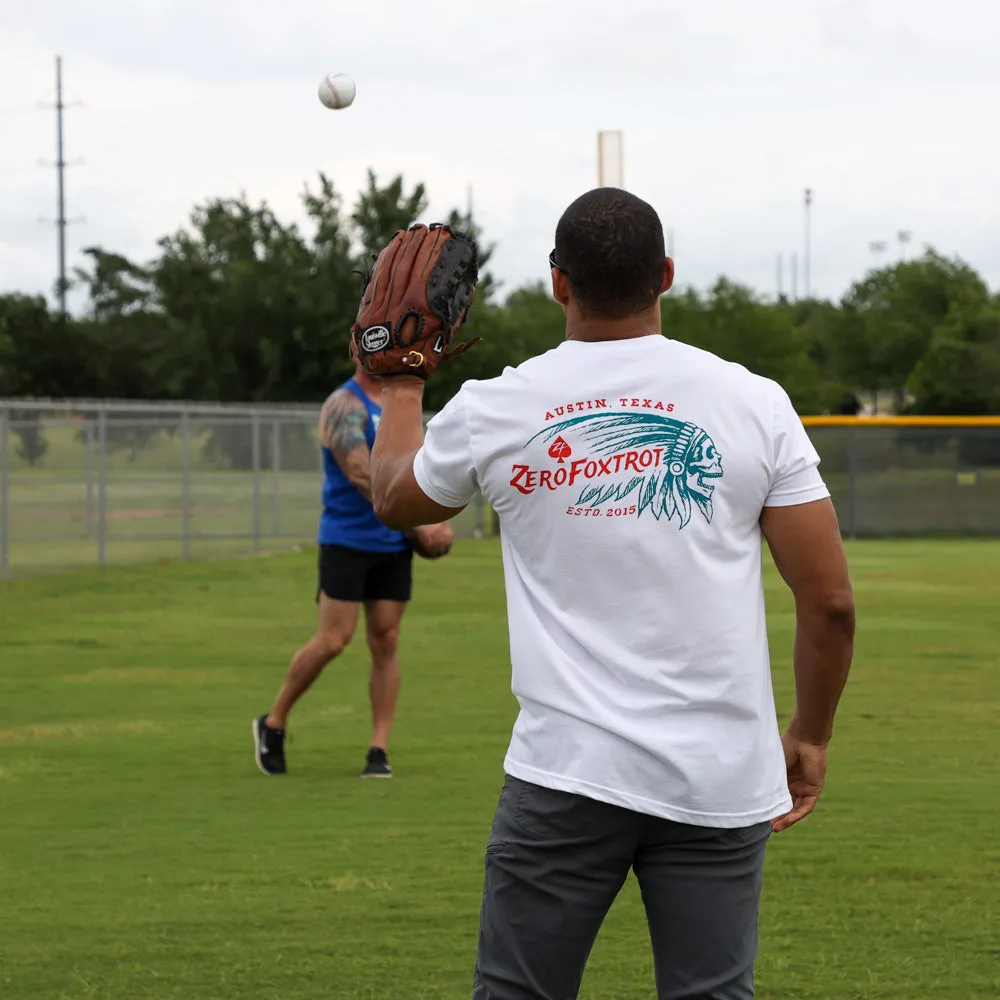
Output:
top-left (472, 775), bottom-right (771, 1000)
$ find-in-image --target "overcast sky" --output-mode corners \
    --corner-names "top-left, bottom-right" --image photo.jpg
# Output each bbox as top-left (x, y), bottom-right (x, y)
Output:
top-left (1, 0), bottom-right (998, 312)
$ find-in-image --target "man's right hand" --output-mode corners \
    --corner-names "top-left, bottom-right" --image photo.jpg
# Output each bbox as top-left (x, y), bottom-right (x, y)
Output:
top-left (771, 728), bottom-right (828, 833)
top-left (410, 522), bottom-right (453, 559)
top-left (761, 497), bottom-right (854, 835)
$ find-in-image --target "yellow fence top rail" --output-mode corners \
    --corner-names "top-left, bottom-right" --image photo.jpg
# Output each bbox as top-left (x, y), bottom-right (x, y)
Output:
top-left (801, 416), bottom-right (1000, 428)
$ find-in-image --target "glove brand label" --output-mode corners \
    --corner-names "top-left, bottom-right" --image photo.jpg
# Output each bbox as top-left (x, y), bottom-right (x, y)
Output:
top-left (352, 225), bottom-right (478, 378)
top-left (509, 405), bottom-right (724, 530)
top-left (361, 326), bottom-right (391, 352)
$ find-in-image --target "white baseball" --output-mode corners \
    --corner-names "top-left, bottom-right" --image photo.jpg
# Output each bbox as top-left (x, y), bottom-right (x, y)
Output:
top-left (318, 72), bottom-right (356, 110)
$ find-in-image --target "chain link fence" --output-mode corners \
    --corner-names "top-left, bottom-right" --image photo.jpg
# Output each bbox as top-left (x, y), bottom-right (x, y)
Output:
top-left (0, 400), bottom-right (488, 579)
top-left (804, 417), bottom-right (1000, 538)
top-left (1, 404), bottom-right (998, 578)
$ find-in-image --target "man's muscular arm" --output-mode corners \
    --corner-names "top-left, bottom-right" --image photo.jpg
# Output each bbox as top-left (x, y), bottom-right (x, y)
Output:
top-left (321, 390), bottom-right (373, 501)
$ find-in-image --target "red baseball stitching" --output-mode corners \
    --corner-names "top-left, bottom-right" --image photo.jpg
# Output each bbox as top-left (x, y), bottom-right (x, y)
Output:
top-left (325, 74), bottom-right (342, 108)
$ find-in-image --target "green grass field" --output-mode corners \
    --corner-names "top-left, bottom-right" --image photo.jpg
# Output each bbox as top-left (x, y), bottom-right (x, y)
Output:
top-left (1, 540), bottom-right (998, 999)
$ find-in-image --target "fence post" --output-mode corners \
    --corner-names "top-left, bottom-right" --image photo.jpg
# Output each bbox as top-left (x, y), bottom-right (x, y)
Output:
top-left (847, 425), bottom-right (858, 540)
top-left (271, 418), bottom-right (281, 537)
top-left (84, 419), bottom-right (95, 538)
top-left (0, 409), bottom-right (9, 579)
top-left (97, 407), bottom-right (108, 566)
top-left (251, 413), bottom-right (261, 554)
top-left (181, 410), bottom-right (191, 560)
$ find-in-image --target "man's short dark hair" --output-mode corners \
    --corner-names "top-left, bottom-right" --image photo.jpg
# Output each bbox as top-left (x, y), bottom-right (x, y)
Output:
top-left (553, 188), bottom-right (665, 319)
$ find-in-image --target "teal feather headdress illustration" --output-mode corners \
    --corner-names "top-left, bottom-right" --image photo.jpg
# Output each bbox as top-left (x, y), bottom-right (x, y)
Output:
top-left (526, 412), bottom-right (723, 529)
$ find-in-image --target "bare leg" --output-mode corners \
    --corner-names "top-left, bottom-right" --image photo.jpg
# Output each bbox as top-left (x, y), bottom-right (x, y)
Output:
top-left (363, 600), bottom-right (406, 751)
top-left (266, 596), bottom-right (358, 730)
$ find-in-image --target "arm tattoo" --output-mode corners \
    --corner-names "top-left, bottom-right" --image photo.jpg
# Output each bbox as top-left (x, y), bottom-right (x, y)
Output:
top-left (321, 390), bottom-right (373, 501)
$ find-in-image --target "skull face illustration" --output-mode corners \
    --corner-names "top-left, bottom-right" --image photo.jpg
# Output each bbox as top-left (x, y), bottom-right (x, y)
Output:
top-left (685, 432), bottom-right (723, 505)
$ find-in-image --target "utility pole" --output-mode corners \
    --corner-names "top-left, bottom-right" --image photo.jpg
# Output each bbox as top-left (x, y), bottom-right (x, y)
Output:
top-left (803, 187), bottom-right (813, 299)
top-left (776, 253), bottom-right (784, 300)
top-left (40, 55), bottom-right (82, 321)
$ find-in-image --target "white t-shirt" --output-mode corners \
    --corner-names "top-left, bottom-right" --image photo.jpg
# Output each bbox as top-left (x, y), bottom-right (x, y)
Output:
top-left (413, 335), bottom-right (830, 828)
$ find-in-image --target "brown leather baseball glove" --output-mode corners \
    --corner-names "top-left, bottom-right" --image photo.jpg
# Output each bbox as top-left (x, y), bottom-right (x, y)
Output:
top-left (350, 223), bottom-right (480, 380)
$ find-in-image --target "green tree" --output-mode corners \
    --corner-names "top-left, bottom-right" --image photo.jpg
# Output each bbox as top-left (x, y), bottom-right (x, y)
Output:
top-left (662, 281), bottom-right (831, 413)
top-left (22, 167), bottom-right (1000, 440)
top-left (152, 194), bottom-right (325, 403)
top-left (300, 172), bottom-right (365, 396)
top-left (841, 250), bottom-right (990, 411)
top-left (900, 299), bottom-right (1000, 465)
top-left (908, 301), bottom-right (1000, 417)
top-left (0, 293), bottom-right (87, 398)
top-left (351, 170), bottom-right (428, 262)
top-left (147, 193), bottom-right (334, 467)
top-left (0, 294), bottom-right (75, 467)
top-left (11, 415), bottom-right (48, 466)
top-left (73, 248), bottom-right (170, 400)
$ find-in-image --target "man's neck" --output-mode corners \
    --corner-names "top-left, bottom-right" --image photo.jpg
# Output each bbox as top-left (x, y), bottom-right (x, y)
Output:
top-left (564, 305), bottom-right (663, 344)
top-left (353, 370), bottom-right (383, 402)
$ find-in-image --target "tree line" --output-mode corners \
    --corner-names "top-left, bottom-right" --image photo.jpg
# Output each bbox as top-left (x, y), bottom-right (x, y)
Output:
top-left (2, 169), bottom-right (999, 428)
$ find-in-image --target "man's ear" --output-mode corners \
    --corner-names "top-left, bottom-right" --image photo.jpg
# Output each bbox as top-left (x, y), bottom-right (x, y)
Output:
top-left (661, 258), bottom-right (675, 294)
top-left (552, 267), bottom-right (572, 306)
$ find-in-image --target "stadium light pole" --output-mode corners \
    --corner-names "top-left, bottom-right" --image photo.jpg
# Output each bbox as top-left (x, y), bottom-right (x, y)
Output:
top-left (869, 240), bottom-right (888, 269)
top-left (897, 230), bottom-right (912, 261)
top-left (803, 188), bottom-right (813, 299)
top-left (596, 130), bottom-right (624, 188)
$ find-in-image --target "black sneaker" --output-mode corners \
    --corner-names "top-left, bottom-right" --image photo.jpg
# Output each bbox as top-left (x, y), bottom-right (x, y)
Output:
top-left (252, 715), bottom-right (287, 775)
top-left (361, 747), bottom-right (392, 779)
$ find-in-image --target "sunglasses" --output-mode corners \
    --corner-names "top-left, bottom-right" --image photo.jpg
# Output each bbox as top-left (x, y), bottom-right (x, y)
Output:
top-left (549, 249), bottom-right (567, 275)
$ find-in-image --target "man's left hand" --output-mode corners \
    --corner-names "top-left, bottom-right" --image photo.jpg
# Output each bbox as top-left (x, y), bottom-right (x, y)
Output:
top-left (351, 224), bottom-right (480, 380)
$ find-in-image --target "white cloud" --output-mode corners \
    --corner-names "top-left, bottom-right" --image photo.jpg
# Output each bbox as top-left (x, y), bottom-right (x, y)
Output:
top-left (1, 0), bottom-right (998, 308)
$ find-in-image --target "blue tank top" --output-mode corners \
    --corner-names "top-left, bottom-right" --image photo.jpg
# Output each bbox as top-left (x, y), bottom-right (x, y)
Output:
top-left (317, 379), bottom-right (408, 553)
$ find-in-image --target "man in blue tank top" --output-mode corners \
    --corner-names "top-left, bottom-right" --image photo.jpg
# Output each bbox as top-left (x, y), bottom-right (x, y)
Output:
top-left (252, 362), bottom-right (452, 778)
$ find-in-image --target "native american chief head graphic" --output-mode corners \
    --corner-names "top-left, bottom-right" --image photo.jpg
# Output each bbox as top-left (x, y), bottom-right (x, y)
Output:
top-left (526, 412), bottom-right (724, 529)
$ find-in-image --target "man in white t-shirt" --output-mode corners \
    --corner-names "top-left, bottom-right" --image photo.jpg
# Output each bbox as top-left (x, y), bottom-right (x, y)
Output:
top-left (367, 188), bottom-right (855, 999)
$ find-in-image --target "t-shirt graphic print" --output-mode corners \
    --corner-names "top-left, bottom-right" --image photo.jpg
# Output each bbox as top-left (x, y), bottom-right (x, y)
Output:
top-left (513, 404), bottom-right (723, 530)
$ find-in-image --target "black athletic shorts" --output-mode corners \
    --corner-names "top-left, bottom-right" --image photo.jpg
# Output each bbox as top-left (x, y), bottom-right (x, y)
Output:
top-left (317, 544), bottom-right (413, 604)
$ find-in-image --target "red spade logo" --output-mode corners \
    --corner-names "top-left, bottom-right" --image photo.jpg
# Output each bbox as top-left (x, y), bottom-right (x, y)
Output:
top-left (548, 436), bottom-right (572, 463)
